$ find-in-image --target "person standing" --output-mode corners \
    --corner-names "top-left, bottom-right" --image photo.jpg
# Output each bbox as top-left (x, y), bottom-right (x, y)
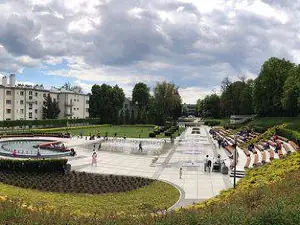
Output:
top-left (179, 167), bottom-right (183, 179)
top-left (91, 151), bottom-right (97, 166)
top-left (98, 141), bottom-right (102, 151)
top-left (138, 141), bottom-right (143, 151)
top-left (218, 138), bottom-right (222, 149)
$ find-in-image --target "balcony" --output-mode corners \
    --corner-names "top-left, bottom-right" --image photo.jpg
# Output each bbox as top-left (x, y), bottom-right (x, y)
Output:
top-left (65, 112), bottom-right (74, 116)
top-left (65, 102), bottom-right (75, 107)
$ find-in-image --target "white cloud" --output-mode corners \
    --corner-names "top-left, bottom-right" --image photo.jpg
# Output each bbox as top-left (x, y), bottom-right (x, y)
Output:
top-left (0, 0), bottom-right (300, 104)
top-left (179, 87), bottom-right (219, 104)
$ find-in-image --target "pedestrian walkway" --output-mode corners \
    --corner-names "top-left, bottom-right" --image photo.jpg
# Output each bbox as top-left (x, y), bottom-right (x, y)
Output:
top-left (67, 126), bottom-right (232, 208)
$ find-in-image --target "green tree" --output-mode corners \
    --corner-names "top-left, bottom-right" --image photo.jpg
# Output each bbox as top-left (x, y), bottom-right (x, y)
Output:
top-left (42, 94), bottom-right (60, 119)
top-left (125, 108), bottom-right (130, 125)
top-left (153, 82), bottom-right (182, 125)
top-left (132, 83), bottom-right (150, 124)
top-left (253, 57), bottom-right (294, 116)
top-left (199, 94), bottom-right (221, 118)
top-left (220, 79), bottom-right (246, 116)
top-left (130, 109), bottom-right (135, 124)
top-left (119, 109), bottom-right (125, 125)
top-left (89, 84), bottom-right (125, 124)
top-left (282, 66), bottom-right (300, 116)
top-left (239, 79), bottom-right (254, 115)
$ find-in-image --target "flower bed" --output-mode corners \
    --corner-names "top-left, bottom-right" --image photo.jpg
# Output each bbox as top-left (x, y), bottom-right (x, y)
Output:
top-left (0, 171), bottom-right (153, 194)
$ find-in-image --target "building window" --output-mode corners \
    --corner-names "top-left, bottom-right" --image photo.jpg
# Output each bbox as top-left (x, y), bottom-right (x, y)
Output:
top-left (20, 109), bottom-right (24, 114)
top-left (29, 112), bottom-right (33, 118)
top-left (43, 93), bottom-right (46, 98)
top-left (29, 96), bottom-right (33, 100)
top-left (35, 101), bottom-right (38, 104)
top-left (77, 108), bottom-right (79, 110)
top-left (35, 92), bottom-right (38, 97)
top-left (29, 104), bottom-right (33, 110)
top-left (35, 109), bottom-right (38, 113)
top-left (6, 100), bottom-right (11, 104)
top-left (5, 118), bottom-right (11, 120)
top-left (20, 100), bottom-right (24, 105)
top-left (20, 91), bottom-right (24, 96)
top-left (74, 108), bottom-right (76, 111)
top-left (29, 91), bottom-right (32, 95)
top-left (6, 90), bottom-right (12, 95)
top-left (6, 109), bottom-right (11, 114)
top-left (86, 100), bottom-right (89, 104)
top-left (86, 108), bottom-right (89, 112)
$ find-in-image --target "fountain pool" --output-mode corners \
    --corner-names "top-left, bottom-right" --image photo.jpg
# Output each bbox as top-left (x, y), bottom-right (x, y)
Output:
top-left (0, 139), bottom-right (70, 158)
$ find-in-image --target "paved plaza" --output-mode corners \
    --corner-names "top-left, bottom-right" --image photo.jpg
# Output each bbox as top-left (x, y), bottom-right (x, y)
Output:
top-left (0, 125), bottom-right (234, 208)
top-left (65, 125), bottom-right (233, 208)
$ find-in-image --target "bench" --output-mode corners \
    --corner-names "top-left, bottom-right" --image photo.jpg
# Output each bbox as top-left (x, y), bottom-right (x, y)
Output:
top-left (289, 141), bottom-right (299, 151)
top-left (282, 143), bottom-right (292, 154)
top-left (253, 152), bottom-right (259, 167)
top-left (268, 148), bottom-right (275, 161)
top-left (244, 156), bottom-right (251, 169)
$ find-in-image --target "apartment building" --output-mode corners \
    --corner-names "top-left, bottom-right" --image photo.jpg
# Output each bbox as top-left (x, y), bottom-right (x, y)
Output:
top-left (0, 74), bottom-right (89, 121)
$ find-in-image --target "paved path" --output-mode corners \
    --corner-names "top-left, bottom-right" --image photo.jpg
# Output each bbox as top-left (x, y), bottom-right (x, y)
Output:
top-left (66, 126), bottom-right (232, 208)
top-left (0, 126), bottom-right (233, 209)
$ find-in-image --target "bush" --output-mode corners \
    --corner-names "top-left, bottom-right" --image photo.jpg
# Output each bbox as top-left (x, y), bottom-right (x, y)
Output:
top-left (164, 131), bottom-right (172, 136)
top-left (0, 118), bottom-right (100, 128)
top-left (204, 120), bottom-right (221, 126)
top-left (0, 159), bottom-right (68, 173)
top-left (149, 132), bottom-right (156, 138)
top-left (277, 128), bottom-right (300, 145)
top-left (252, 126), bottom-right (267, 133)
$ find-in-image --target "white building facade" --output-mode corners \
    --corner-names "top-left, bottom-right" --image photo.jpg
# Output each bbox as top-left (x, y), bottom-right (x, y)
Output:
top-left (0, 74), bottom-right (89, 121)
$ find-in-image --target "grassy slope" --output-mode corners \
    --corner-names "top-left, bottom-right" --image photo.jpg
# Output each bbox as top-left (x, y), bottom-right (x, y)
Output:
top-left (1, 152), bottom-right (300, 224)
top-left (0, 181), bottom-right (179, 217)
top-left (246, 117), bottom-right (300, 130)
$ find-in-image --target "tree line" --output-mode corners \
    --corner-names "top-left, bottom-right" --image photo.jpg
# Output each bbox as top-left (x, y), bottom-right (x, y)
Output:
top-left (89, 81), bottom-right (182, 125)
top-left (197, 57), bottom-right (300, 118)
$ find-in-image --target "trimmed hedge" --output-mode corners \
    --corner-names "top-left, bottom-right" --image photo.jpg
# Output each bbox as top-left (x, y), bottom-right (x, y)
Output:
top-left (0, 158), bottom-right (68, 173)
top-left (149, 132), bottom-right (156, 138)
top-left (204, 120), bottom-right (221, 126)
top-left (277, 128), bottom-right (300, 145)
top-left (0, 118), bottom-right (100, 128)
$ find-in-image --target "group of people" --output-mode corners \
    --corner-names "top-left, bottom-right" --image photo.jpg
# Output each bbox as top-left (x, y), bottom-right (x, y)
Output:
top-left (204, 154), bottom-right (221, 172)
top-left (179, 154), bottom-right (223, 179)
top-left (248, 135), bottom-right (283, 153)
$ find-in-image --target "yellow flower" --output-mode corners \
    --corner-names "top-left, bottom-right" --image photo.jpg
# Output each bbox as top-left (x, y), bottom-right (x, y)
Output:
top-left (0, 195), bottom-right (8, 201)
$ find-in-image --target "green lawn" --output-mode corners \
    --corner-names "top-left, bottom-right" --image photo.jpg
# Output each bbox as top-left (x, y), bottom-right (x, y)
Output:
top-left (0, 180), bottom-right (179, 217)
top-left (30, 125), bottom-right (185, 139)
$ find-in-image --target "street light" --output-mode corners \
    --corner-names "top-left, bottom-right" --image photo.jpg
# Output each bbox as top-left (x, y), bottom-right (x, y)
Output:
top-left (233, 135), bottom-right (238, 189)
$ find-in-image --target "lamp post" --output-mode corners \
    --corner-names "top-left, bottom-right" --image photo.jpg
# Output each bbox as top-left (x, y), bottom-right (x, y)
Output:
top-left (233, 135), bottom-right (238, 189)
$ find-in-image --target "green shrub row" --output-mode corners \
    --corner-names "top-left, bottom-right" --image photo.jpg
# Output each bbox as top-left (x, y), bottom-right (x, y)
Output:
top-left (0, 118), bottom-right (100, 128)
top-left (0, 158), bottom-right (68, 173)
top-left (121, 124), bottom-right (155, 128)
top-left (30, 124), bottom-right (111, 133)
top-left (164, 126), bottom-right (179, 137)
top-left (277, 128), bottom-right (300, 145)
top-left (149, 126), bottom-right (165, 138)
top-left (204, 120), bottom-right (221, 126)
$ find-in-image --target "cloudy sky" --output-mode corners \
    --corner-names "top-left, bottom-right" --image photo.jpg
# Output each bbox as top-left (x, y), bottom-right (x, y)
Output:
top-left (0, 0), bottom-right (299, 103)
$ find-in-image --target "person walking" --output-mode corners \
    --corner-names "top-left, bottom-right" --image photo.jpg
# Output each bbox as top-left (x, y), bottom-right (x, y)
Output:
top-left (138, 141), bottom-right (143, 151)
top-left (91, 151), bottom-right (97, 166)
top-left (204, 155), bottom-right (209, 172)
top-left (98, 141), bottom-right (102, 151)
top-left (179, 167), bottom-right (183, 179)
top-left (207, 159), bottom-right (212, 173)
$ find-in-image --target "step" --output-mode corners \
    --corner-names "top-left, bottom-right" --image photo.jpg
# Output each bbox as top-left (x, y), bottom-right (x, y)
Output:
top-left (229, 174), bottom-right (245, 178)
